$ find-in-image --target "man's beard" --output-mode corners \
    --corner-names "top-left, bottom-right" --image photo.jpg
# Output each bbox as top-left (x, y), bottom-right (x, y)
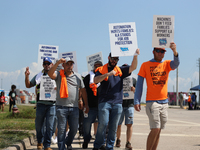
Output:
top-left (108, 60), bottom-right (116, 69)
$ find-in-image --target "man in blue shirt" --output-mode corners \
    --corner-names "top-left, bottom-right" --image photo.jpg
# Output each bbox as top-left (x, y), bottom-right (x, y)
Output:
top-left (25, 57), bottom-right (56, 150)
top-left (93, 49), bottom-right (140, 150)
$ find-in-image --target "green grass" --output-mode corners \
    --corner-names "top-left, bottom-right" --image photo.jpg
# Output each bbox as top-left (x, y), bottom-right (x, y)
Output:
top-left (0, 130), bottom-right (31, 149)
top-left (0, 104), bottom-right (36, 149)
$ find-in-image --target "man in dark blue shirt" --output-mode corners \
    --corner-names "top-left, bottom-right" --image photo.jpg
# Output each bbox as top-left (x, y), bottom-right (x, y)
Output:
top-left (93, 49), bottom-right (140, 150)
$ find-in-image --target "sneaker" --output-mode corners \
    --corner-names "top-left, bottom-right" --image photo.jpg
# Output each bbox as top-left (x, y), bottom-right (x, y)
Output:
top-left (115, 139), bottom-right (121, 147)
top-left (67, 145), bottom-right (72, 150)
top-left (126, 141), bottom-right (132, 149)
top-left (82, 142), bottom-right (88, 149)
top-left (92, 148), bottom-right (98, 150)
top-left (51, 136), bottom-right (57, 144)
top-left (65, 131), bottom-right (69, 138)
top-left (37, 143), bottom-right (43, 149)
top-left (92, 134), bottom-right (96, 139)
top-left (44, 148), bottom-right (52, 150)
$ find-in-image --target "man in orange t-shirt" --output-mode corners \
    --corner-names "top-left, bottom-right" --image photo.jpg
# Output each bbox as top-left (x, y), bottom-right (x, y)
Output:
top-left (134, 42), bottom-right (179, 150)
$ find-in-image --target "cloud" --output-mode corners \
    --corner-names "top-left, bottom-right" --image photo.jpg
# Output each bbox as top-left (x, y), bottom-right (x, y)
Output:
top-left (0, 62), bottom-right (40, 93)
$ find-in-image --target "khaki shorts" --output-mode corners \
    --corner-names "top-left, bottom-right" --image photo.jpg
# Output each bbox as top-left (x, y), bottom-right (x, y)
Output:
top-left (146, 102), bottom-right (168, 129)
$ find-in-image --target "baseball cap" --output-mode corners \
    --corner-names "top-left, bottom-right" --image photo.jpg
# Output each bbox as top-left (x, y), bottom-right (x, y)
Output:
top-left (65, 57), bottom-right (74, 63)
top-left (43, 57), bottom-right (52, 63)
top-left (94, 60), bottom-right (103, 66)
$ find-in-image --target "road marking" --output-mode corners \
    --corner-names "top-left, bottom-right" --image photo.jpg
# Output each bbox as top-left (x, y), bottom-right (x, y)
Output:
top-left (120, 132), bottom-right (200, 138)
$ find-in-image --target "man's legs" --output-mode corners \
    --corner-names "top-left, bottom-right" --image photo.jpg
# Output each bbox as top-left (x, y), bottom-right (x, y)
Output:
top-left (93, 102), bottom-right (110, 149)
top-left (66, 107), bottom-right (79, 148)
top-left (126, 124), bottom-right (133, 144)
top-left (146, 128), bottom-right (161, 150)
top-left (83, 108), bottom-right (98, 148)
top-left (35, 103), bottom-right (46, 148)
top-left (106, 103), bottom-right (122, 150)
top-left (146, 102), bottom-right (168, 150)
top-left (43, 105), bottom-right (56, 149)
top-left (56, 106), bottom-right (68, 150)
top-left (116, 108), bottom-right (124, 147)
top-left (124, 107), bottom-right (134, 148)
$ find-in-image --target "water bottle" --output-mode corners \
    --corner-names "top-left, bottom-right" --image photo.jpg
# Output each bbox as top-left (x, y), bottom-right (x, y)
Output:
top-left (83, 108), bottom-right (88, 118)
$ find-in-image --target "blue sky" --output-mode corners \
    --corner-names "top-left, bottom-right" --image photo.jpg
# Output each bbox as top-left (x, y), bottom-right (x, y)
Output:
top-left (0, 0), bottom-right (200, 102)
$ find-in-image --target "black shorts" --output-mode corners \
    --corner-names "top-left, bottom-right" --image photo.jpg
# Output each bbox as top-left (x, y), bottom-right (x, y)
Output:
top-left (0, 102), bottom-right (4, 105)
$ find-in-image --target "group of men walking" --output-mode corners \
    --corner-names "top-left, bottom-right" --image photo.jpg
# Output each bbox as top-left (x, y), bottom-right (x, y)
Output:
top-left (25, 42), bottom-right (179, 150)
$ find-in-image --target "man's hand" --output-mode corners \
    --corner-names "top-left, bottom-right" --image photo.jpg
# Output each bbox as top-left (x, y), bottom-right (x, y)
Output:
top-left (134, 104), bottom-right (141, 112)
top-left (84, 105), bottom-right (89, 113)
top-left (25, 67), bottom-right (30, 77)
top-left (78, 100), bottom-right (83, 110)
top-left (108, 70), bottom-right (116, 76)
top-left (135, 48), bottom-right (140, 55)
top-left (170, 42), bottom-right (178, 56)
top-left (131, 87), bottom-right (135, 93)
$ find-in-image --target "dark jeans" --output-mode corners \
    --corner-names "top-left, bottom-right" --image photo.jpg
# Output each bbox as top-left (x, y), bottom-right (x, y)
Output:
top-left (9, 100), bottom-right (16, 112)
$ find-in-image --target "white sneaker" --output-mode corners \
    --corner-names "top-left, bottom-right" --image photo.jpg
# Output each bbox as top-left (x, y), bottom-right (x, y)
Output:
top-left (65, 131), bottom-right (69, 138)
top-left (51, 136), bottom-right (57, 144)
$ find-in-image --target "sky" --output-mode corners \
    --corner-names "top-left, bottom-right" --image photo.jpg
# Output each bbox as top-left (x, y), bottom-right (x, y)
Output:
top-left (0, 0), bottom-right (200, 103)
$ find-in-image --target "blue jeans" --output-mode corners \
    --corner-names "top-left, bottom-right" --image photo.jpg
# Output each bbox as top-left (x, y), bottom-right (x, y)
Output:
top-left (56, 106), bottom-right (79, 150)
top-left (35, 103), bottom-right (56, 149)
top-left (118, 107), bottom-right (134, 125)
top-left (94, 102), bottom-right (122, 150)
top-left (83, 107), bottom-right (98, 143)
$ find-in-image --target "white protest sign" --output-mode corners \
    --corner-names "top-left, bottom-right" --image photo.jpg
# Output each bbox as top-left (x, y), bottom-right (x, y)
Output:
top-left (38, 44), bottom-right (59, 71)
top-left (152, 15), bottom-right (174, 48)
top-left (59, 51), bottom-right (78, 72)
top-left (123, 76), bottom-right (134, 99)
top-left (109, 22), bottom-right (138, 57)
top-left (40, 76), bottom-right (56, 101)
top-left (86, 52), bottom-right (103, 72)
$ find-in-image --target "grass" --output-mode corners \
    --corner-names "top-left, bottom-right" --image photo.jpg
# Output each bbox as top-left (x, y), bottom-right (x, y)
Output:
top-left (0, 104), bottom-right (36, 149)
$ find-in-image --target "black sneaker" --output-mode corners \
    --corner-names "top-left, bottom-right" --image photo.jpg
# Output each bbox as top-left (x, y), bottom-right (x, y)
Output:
top-left (82, 142), bottom-right (88, 149)
top-left (126, 141), bottom-right (132, 149)
top-left (115, 139), bottom-right (121, 147)
top-left (67, 145), bottom-right (72, 150)
top-left (92, 148), bottom-right (98, 150)
top-left (99, 145), bottom-right (106, 150)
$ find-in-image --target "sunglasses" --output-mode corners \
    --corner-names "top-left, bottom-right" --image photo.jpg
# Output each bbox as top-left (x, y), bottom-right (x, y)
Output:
top-left (110, 57), bottom-right (119, 62)
top-left (154, 49), bottom-right (166, 53)
top-left (43, 62), bottom-right (51, 66)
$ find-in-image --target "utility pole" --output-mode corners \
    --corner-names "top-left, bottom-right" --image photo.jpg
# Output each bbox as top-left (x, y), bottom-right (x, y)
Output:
top-left (176, 67), bottom-right (179, 106)
top-left (198, 58), bottom-right (200, 105)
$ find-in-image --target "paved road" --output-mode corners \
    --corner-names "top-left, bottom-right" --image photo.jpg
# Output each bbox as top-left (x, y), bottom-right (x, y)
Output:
top-left (26, 106), bottom-right (200, 150)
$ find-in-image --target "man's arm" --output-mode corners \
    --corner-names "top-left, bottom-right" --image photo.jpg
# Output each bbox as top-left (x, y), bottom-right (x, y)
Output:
top-left (170, 42), bottom-right (180, 69)
top-left (80, 88), bottom-right (89, 113)
top-left (129, 49), bottom-right (140, 74)
top-left (134, 75), bottom-right (144, 111)
top-left (25, 67), bottom-right (34, 88)
top-left (94, 70), bottom-right (116, 84)
top-left (48, 58), bottom-right (65, 79)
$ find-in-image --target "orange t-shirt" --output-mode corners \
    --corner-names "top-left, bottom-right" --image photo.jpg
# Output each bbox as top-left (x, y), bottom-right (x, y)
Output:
top-left (138, 60), bottom-right (173, 101)
top-left (188, 95), bottom-right (191, 102)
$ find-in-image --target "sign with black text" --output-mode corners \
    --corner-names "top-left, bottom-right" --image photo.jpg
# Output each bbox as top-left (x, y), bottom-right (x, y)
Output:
top-left (152, 15), bottom-right (174, 48)
top-left (38, 44), bottom-right (58, 71)
top-left (123, 76), bottom-right (134, 99)
top-left (39, 76), bottom-right (56, 101)
top-left (86, 52), bottom-right (103, 72)
top-left (109, 22), bottom-right (138, 57)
